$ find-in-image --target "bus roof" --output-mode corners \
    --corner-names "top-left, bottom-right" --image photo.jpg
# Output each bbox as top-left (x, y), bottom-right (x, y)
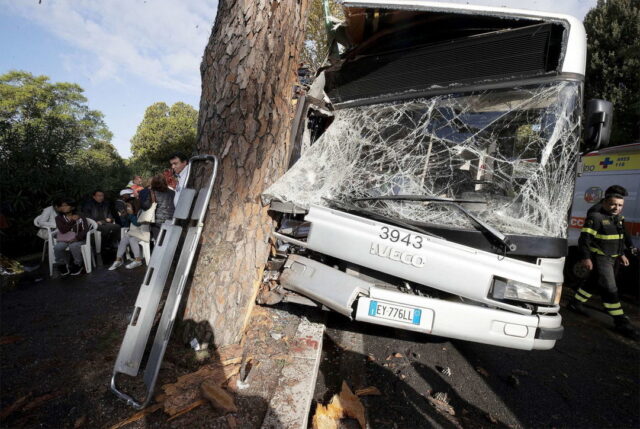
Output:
top-left (342, 0), bottom-right (586, 75)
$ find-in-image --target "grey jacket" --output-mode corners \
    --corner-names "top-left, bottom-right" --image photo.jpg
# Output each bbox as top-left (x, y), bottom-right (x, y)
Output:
top-left (140, 189), bottom-right (175, 224)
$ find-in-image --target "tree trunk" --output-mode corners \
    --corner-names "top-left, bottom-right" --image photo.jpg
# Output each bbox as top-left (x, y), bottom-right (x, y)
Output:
top-left (184, 0), bottom-right (310, 347)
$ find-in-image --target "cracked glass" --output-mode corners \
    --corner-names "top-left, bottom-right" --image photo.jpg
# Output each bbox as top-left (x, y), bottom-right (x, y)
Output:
top-left (264, 81), bottom-right (582, 238)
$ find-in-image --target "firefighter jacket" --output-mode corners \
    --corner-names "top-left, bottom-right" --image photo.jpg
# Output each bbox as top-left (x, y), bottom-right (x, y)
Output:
top-left (578, 209), bottom-right (629, 259)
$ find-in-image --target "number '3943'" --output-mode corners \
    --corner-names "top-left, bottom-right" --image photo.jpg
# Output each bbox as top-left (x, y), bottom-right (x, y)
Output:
top-left (379, 226), bottom-right (423, 249)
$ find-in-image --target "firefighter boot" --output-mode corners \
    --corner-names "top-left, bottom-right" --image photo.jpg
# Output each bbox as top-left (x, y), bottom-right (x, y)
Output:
top-left (567, 298), bottom-right (589, 317)
top-left (614, 316), bottom-right (640, 341)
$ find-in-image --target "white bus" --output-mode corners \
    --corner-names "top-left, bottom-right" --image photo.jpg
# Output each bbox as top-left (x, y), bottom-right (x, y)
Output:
top-left (262, 1), bottom-right (594, 350)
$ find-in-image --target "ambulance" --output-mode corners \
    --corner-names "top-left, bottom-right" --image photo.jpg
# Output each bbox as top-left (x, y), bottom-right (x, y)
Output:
top-left (566, 143), bottom-right (640, 289)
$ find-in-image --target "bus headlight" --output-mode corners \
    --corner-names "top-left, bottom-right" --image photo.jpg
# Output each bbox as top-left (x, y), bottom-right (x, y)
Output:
top-left (490, 277), bottom-right (557, 305)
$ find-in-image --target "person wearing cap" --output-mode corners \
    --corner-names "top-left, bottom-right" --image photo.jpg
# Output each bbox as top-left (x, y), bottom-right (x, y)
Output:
top-left (116, 189), bottom-right (139, 226)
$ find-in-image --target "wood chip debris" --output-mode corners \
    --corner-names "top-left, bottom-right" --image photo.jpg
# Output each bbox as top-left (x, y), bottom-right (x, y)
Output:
top-left (200, 379), bottom-right (237, 414)
top-left (166, 399), bottom-right (207, 422)
top-left (161, 343), bottom-right (242, 417)
top-left (386, 352), bottom-right (403, 360)
top-left (476, 366), bottom-right (490, 377)
top-left (73, 415), bottom-right (87, 428)
top-left (0, 390), bottom-right (63, 419)
top-left (22, 391), bottom-right (63, 412)
top-left (428, 392), bottom-right (455, 416)
top-left (312, 381), bottom-right (366, 429)
top-left (0, 335), bottom-right (23, 345)
top-left (355, 386), bottom-right (382, 397)
top-left (73, 416), bottom-right (87, 429)
top-left (0, 393), bottom-right (32, 419)
top-left (108, 403), bottom-right (163, 429)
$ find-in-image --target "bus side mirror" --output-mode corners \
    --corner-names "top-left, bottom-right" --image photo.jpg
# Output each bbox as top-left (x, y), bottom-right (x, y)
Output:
top-left (583, 99), bottom-right (612, 150)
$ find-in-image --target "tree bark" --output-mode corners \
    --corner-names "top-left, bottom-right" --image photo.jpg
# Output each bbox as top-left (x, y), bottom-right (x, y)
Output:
top-left (184, 0), bottom-right (310, 347)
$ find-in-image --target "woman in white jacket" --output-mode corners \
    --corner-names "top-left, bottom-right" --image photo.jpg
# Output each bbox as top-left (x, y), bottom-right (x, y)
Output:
top-left (34, 198), bottom-right (74, 239)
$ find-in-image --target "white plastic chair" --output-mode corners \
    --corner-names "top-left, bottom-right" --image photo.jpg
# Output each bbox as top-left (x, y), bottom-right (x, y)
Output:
top-left (34, 218), bottom-right (56, 277)
top-left (93, 226), bottom-right (102, 254)
top-left (45, 218), bottom-right (97, 276)
top-left (120, 227), bottom-right (151, 265)
top-left (82, 219), bottom-right (98, 273)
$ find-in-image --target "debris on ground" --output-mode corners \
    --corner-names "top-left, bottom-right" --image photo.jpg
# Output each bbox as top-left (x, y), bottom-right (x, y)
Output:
top-left (73, 415), bottom-right (87, 428)
top-left (166, 400), bottom-right (206, 422)
top-left (476, 366), bottom-right (490, 377)
top-left (200, 379), bottom-right (237, 413)
top-left (161, 344), bottom-right (242, 416)
top-left (0, 335), bottom-right (23, 345)
top-left (428, 392), bottom-right (455, 416)
top-left (507, 374), bottom-right (520, 387)
top-left (108, 403), bottom-right (163, 429)
top-left (0, 390), bottom-right (64, 420)
top-left (355, 386), bottom-right (382, 396)
top-left (312, 381), bottom-right (366, 429)
top-left (0, 393), bottom-right (32, 419)
top-left (22, 391), bottom-right (63, 412)
top-left (437, 366), bottom-right (452, 377)
top-left (270, 332), bottom-right (283, 340)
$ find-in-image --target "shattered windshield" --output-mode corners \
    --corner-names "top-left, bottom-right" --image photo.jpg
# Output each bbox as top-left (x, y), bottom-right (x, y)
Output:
top-left (264, 81), bottom-right (582, 238)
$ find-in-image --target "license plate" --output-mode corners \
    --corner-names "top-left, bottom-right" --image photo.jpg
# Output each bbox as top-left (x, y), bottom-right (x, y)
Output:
top-left (368, 300), bottom-right (422, 325)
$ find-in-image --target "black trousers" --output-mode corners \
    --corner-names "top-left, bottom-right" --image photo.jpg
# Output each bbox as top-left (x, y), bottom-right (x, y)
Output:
top-left (150, 223), bottom-right (161, 243)
top-left (582, 254), bottom-right (619, 303)
top-left (98, 222), bottom-right (121, 248)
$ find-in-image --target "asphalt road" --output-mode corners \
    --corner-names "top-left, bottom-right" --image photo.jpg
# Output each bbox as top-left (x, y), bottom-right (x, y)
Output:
top-left (312, 297), bottom-right (640, 429)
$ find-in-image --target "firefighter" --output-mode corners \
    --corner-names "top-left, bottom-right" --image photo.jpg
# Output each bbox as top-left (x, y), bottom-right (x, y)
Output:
top-left (568, 192), bottom-right (639, 340)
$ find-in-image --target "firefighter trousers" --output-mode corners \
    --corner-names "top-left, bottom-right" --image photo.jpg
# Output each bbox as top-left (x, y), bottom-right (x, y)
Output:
top-left (574, 255), bottom-right (626, 318)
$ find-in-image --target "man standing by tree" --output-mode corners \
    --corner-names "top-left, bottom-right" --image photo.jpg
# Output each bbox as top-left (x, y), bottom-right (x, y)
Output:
top-left (169, 152), bottom-right (190, 205)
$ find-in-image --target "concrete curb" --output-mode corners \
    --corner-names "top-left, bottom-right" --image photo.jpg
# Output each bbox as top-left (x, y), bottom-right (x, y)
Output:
top-left (261, 318), bottom-right (325, 429)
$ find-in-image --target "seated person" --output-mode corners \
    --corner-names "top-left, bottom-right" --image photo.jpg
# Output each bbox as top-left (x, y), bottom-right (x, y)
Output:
top-left (127, 175), bottom-right (144, 197)
top-left (81, 189), bottom-right (121, 250)
top-left (115, 189), bottom-right (138, 225)
top-left (109, 202), bottom-right (147, 270)
top-left (54, 208), bottom-right (89, 276)
top-left (35, 197), bottom-right (74, 240)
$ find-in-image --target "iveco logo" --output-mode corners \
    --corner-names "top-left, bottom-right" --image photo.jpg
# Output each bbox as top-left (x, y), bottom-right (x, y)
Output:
top-left (369, 243), bottom-right (425, 268)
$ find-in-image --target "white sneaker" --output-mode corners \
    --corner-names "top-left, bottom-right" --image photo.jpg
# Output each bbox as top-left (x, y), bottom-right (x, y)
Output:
top-left (108, 260), bottom-right (123, 271)
top-left (125, 260), bottom-right (143, 269)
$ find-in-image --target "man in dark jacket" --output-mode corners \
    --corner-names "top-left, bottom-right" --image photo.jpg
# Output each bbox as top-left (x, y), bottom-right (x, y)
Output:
top-left (81, 190), bottom-right (121, 250)
top-left (569, 193), bottom-right (639, 340)
top-left (587, 185), bottom-right (636, 253)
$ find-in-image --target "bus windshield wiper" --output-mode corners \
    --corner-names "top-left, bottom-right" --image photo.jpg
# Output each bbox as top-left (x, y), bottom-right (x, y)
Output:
top-left (353, 195), bottom-right (517, 252)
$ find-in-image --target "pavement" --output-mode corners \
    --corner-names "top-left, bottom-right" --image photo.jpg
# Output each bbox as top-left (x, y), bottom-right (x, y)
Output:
top-left (2, 254), bottom-right (638, 429)
top-left (311, 293), bottom-right (640, 428)
top-left (0, 255), bottom-right (324, 429)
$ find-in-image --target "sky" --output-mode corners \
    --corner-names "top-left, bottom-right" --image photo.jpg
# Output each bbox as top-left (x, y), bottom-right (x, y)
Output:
top-left (0, 0), bottom-right (596, 158)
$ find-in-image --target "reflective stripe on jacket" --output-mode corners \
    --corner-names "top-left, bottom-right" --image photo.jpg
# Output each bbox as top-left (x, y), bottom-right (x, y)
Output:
top-left (578, 210), bottom-right (627, 259)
